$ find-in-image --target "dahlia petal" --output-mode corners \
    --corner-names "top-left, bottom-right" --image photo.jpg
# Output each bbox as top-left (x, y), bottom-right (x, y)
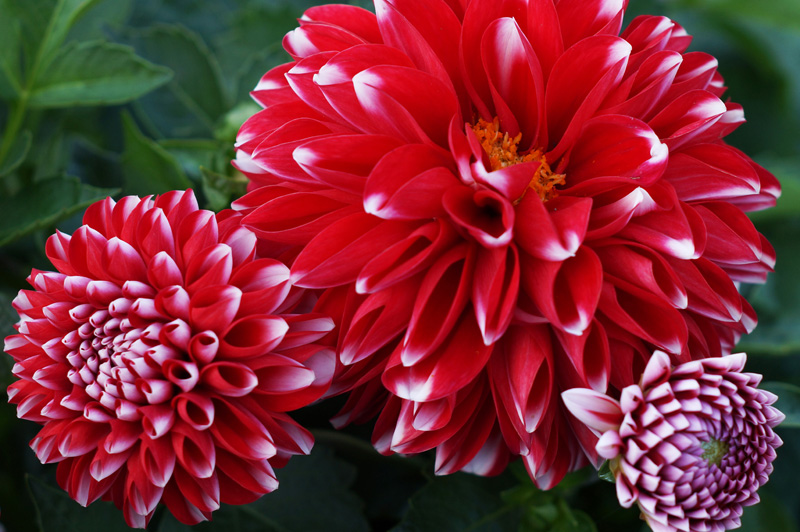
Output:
top-left (278, 314), bottom-right (336, 350)
top-left (353, 65), bottom-right (458, 146)
top-left (364, 144), bottom-right (458, 220)
top-left (251, 354), bottom-right (316, 394)
top-left (664, 143), bottom-right (761, 203)
top-left (442, 186), bottom-right (515, 248)
top-left (561, 388), bottom-right (623, 434)
top-left (694, 202), bottom-right (763, 266)
top-left (666, 257), bottom-right (743, 324)
top-left (596, 431), bottom-right (623, 459)
top-left (314, 44), bottom-right (416, 133)
top-left (294, 134), bottom-right (404, 194)
top-left (401, 243), bottom-right (473, 365)
top-left (154, 285), bottom-right (191, 323)
top-left (662, 52), bottom-right (719, 103)
top-left (162, 359), bottom-right (200, 394)
top-left (291, 213), bottom-right (415, 288)
top-left (188, 285), bottom-right (242, 334)
top-left (230, 259), bottom-right (292, 316)
top-left (601, 50), bottom-right (682, 120)
top-left (219, 316), bottom-right (289, 359)
top-left (557, 0), bottom-right (626, 49)
top-left (250, 119), bottom-right (349, 184)
top-left (236, 103), bottom-right (327, 153)
top-left (515, 194), bottom-right (591, 261)
top-left (620, 182), bottom-right (705, 260)
top-left (217, 449), bottom-right (278, 500)
top-left (302, 4), bottom-right (382, 43)
top-left (183, 244), bottom-right (233, 293)
top-left (139, 435), bottom-right (177, 488)
top-left (161, 479), bottom-right (213, 525)
top-left (210, 398), bottom-right (276, 460)
top-left (481, 17), bottom-right (545, 147)
top-left (545, 35), bottom-right (632, 159)
top-left (647, 89), bottom-right (726, 150)
top-left (177, 210), bottom-right (219, 264)
top-left (187, 331), bottom-right (219, 365)
top-left (472, 245), bottom-right (519, 345)
top-left (138, 208), bottom-right (177, 263)
top-left (147, 251), bottom-right (183, 290)
top-left (386, 311), bottom-right (492, 402)
top-left (568, 114), bottom-right (668, 186)
top-left (140, 404), bottom-right (176, 439)
top-left (56, 418), bottom-right (109, 457)
top-left (356, 220), bottom-right (458, 294)
top-left (172, 467), bottom-right (220, 514)
top-left (341, 279), bottom-right (416, 364)
top-left (521, 246), bottom-right (602, 336)
top-left (555, 319), bottom-right (611, 392)
top-left (599, 281), bottom-right (688, 355)
top-left (595, 242), bottom-right (688, 309)
top-left (284, 52), bottom-right (341, 118)
top-left (250, 62), bottom-right (296, 107)
top-left (103, 238), bottom-right (148, 284)
top-left (174, 393), bottom-right (215, 431)
top-left (241, 186), bottom-right (361, 246)
top-left (283, 20), bottom-right (367, 61)
top-left (490, 324), bottom-right (553, 436)
top-left (374, 0), bottom-right (462, 97)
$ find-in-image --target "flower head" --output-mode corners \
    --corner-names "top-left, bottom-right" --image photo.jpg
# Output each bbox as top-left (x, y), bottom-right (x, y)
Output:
top-left (562, 352), bottom-right (784, 532)
top-left (234, 0), bottom-right (779, 485)
top-left (4, 190), bottom-right (335, 527)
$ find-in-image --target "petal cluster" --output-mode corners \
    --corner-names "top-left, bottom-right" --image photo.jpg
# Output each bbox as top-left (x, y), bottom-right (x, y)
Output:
top-left (563, 352), bottom-right (783, 532)
top-left (233, 0), bottom-right (779, 486)
top-left (4, 191), bottom-right (335, 527)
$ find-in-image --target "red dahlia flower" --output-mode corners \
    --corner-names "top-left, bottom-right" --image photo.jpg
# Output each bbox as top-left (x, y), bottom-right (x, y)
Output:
top-left (233, 0), bottom-right (779, 486)
top-left (4, 191), bottom-right (335, 527)
top-left (562, 352), bottom-right (783, 532)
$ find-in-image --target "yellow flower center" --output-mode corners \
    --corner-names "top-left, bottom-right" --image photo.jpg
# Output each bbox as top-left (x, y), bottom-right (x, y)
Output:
top-left (701, 438), bottom-right (730, 466)
top-left (471, 117), bottom-right (565, 202)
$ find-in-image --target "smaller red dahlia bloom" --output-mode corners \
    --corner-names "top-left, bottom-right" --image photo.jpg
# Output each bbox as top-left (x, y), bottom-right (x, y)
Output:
top-left (4, 190), bottom-right (335, 527)
top-left (562, 352), bottom-right (783, 532)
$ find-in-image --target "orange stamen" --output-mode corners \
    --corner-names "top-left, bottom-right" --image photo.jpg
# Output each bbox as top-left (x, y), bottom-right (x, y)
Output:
top-left (471, 117), bottom-right (565, 202)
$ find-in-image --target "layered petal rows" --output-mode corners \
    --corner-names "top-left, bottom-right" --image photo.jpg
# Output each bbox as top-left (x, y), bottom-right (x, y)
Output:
top-left (234, 0), bottom-right (779, 487)
top-left (563, 352), bottom-right (783, 532)
top-left (4, 191), bottom-right (335, 527)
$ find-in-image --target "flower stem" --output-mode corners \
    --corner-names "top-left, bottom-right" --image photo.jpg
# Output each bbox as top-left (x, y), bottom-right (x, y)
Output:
top-left (0, 91), bottom-right (28, 170)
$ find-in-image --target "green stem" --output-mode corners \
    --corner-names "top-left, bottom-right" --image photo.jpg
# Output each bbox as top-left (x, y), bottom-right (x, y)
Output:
top-left (0, 90), bottom-right (28, 168)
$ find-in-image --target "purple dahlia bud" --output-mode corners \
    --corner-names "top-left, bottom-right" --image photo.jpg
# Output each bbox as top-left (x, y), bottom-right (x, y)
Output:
top-left (562, 351), bottom-right (784, 532)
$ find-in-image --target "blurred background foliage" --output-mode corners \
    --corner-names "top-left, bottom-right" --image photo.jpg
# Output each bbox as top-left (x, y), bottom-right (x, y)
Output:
top-left (0, 0), bottom-right (798, 531)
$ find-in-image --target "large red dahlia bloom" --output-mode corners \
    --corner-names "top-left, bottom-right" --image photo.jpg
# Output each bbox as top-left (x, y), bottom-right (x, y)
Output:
top-left (4, 191), bottom-right (335, 527)
top-left (233, 0), bottom-right (779, 486)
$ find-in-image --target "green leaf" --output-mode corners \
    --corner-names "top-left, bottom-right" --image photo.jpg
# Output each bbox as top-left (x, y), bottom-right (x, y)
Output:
top-left (597, 461), bottom-right (615, 484)
top-left (0, 131), bottom-right (32, 177)
top-left (0, 175), bottom-right (117, 247)
top-left (37, 0), bottom-right (106, 64)
top-left (737, 490), bottom-right (799, 532)
top-left (156, 445), bottom-right (369, 532)
top-left (124, 24), bottom-right (229, 137)
top-left (761, 382), bottom-right (800, 428)
top-left (27, 474), bottom-right (131, 532)
top-left (120, 112), bottom-right (192, 196)
top-left (0, 11), bottom-right (22, 98)
top-left (28, 40), bottom-right (172, 108)
top-left (392, 474), bottom-right (520, 532)
top-left (682, 0), bottom-right (800, 32)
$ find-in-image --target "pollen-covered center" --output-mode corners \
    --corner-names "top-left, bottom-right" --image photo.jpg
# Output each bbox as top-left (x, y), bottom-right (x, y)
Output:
top-left (700, 437), bottom-right (730, 466)
top-left (471, 117), bottom-right (565, 202)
